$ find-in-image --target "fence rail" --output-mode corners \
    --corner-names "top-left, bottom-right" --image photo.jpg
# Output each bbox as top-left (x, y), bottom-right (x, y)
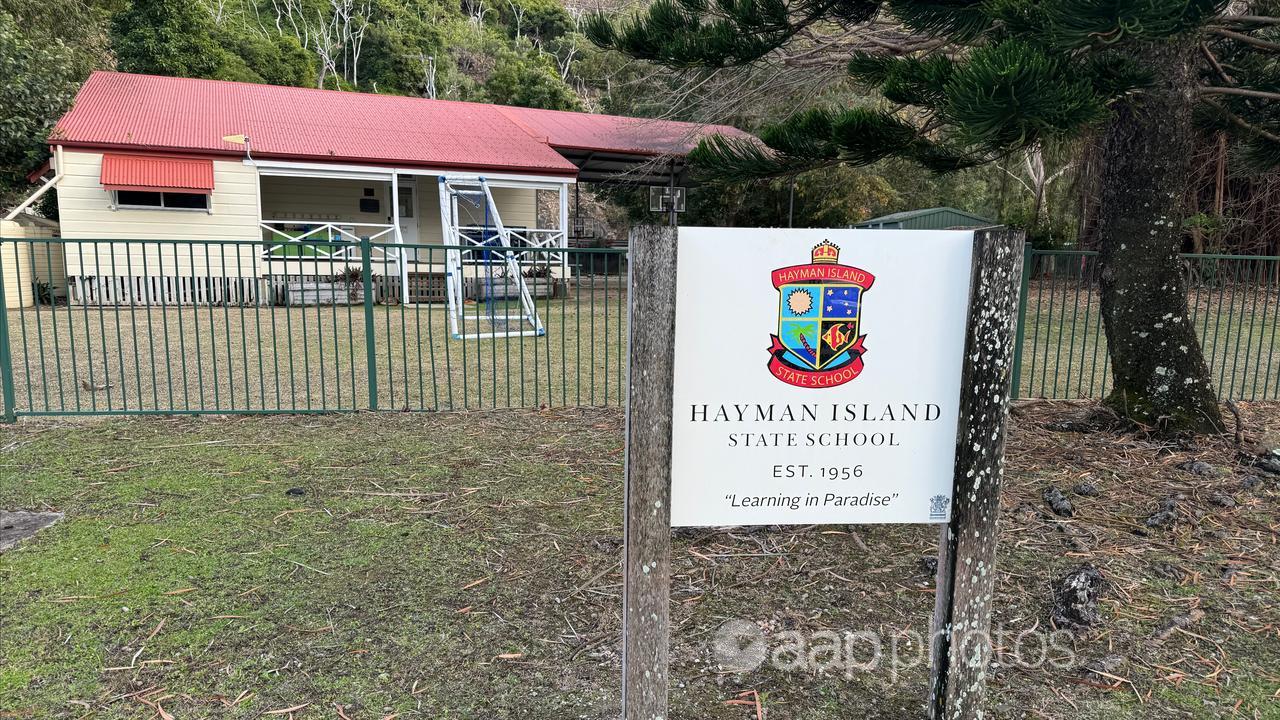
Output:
top-left (1011, 248), bottom-right (1280, 401)
top-left (1, 238), bottom-right (1277, 421)
top-left (0, 237), bottom-right (628, 419)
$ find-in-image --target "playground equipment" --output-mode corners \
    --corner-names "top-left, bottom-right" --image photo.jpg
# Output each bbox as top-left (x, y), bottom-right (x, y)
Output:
top-left (437, 176), bottom-right (547, 339)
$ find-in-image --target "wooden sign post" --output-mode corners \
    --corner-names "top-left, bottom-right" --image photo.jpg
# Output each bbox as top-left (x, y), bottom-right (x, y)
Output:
top-left (927, 229), bottom-right (1024, 720)
top-left (622, 226), bottom-right (678, 718)
top-left (623, 226), bottom-right (1024, 720)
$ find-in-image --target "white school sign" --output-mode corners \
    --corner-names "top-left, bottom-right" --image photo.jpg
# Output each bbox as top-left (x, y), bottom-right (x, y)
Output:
top-left (623, 225), bottom-right (1022, 720)
top-left (669, 228), bottom-right (976, 526)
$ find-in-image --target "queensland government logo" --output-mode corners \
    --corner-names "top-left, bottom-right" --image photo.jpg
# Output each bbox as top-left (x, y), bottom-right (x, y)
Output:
top-left (768, 240), bottom-right (875, 388)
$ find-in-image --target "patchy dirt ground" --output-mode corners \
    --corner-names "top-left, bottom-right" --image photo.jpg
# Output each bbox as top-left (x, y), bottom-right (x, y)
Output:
top-left (0, 402), bottom-right (1277, 719)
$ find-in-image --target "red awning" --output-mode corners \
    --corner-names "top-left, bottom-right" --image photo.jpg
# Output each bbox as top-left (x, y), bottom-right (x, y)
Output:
top-left (100, 153), bottom-right (215, 194)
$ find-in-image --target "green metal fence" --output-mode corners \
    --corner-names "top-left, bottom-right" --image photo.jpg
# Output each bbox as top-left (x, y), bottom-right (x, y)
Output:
top-left (0, 237), bottom-right (628, 420)
top-left (1011, 247), bottom-right (1280, 400)
top-left (1, 238), bottom-right (1277, 421)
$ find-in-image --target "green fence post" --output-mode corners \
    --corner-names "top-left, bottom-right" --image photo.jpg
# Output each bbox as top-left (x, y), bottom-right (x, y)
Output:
top-left (0, 241), bottom-right (15, 422)
top-left (1009, 242), bottom-right (1034, 400)
top-left (361, 236), bottom-right (378, 410)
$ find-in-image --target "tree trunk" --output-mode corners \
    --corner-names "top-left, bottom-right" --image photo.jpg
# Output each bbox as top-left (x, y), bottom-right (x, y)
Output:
top-left (1095, 40), bottom-right (1224, 434)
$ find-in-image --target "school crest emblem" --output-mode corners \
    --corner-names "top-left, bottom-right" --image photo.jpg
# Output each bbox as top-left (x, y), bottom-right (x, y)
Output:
top-left (768, 240), bottom-right (875, 388)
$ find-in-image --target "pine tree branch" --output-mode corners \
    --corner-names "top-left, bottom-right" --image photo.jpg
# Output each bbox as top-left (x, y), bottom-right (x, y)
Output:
top-left (1215, 15), bottom-right (1280, 27)
top-left (778, 24), bottom-right (949, 68)
top-left (1200, 86), bottom-right (1280, 100)
top-left (860, 35), bottom-right (948, 55)
top-left (685, 104), bottom-right (978, 181)
top-left (1199, 42), bottom-right (1236, 85)
top-left (779, 29), bottom-right (861, 66)
top-left (1201, 97), bottom-right (1280, 144)
top-left (585, 0), bottom-right (880, 69)
top-left (780, 32), bottom-right (943, 66)
top-left (1209, 28), bottom-right (1280, 53)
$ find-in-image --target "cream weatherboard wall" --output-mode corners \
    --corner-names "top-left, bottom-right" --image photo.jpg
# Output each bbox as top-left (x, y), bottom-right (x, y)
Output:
top-left (259, 175), bottom-right (542, 278)
top-left (0, 237), bottom-right (31, 310)
top-left (1, 218), bottom-right (66, 309)
top-left (259, 175), bottom-right (395, 279)
top-left (260, 176), bottom-right (389, 226)
top-left (258, 175), bottom-right (537, 244)
top-left (56, 149), bottom-right (260, 278)
top-left (53, 149), bottom-right (551, 289)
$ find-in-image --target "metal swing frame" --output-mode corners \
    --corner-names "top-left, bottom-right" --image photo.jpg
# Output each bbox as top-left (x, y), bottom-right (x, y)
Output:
top-left (438, 176), bottom-right (548, 340)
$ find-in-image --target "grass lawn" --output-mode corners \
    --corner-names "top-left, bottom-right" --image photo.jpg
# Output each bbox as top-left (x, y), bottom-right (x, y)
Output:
top-left (2, 403), bottom-right (1278, 719)
top-left (1017, 283), bottom-right (1280, 400)
top-left (6, 281), bottom-right (1278, 418)
top-left (3, 289), bottom-right (629, 416)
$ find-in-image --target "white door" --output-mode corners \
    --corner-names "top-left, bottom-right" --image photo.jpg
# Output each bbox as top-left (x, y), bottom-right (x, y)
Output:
top-left (396, 182), bottom-right (419, 259)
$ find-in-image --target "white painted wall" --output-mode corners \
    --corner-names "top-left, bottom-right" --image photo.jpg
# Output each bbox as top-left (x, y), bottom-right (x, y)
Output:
top-left (56, 149), bottom-right (260, 276)
top-left (260, 176), bottom-right (389, 226)
top-left (261, 177), bottom-right (541, 276)
top-left (451, 186), bottom-right (538, 238)
top-left (53, 150), bottom-right (548, 284)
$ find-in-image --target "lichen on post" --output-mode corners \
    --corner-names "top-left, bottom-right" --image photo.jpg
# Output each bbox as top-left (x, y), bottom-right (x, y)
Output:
top-left (929, 228), bottom-right (1025, 720)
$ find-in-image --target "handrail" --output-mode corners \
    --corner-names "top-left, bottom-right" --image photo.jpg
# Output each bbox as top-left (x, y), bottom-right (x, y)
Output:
top-left (0, 237), bottom-right (625, 253)
top-left (1178, 252), bottom-right (1280, 261)
top-left (260, 219), bottom-right (394, 228)
top-left (454, 226), bottom-right (564, 233)
top-left (373, 242), bottom-right (622, 254)
top-left (454, 228), bottom-right (566, 245)
top-left (259, 221), bottom-right (398, 260)
top-left (1029, 248), bottom-right (1280, 262)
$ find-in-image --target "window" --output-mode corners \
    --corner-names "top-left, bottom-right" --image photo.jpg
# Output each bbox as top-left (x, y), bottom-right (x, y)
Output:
top-left (114, 190), bottom-right (210, 211)
top-left (161, 192), bottom-right (209, 209)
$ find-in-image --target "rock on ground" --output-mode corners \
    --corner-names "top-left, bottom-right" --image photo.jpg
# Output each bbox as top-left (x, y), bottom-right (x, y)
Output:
top-left (0, 511), bottom-right (65, 552)
top-left (1043, 486), bottom-right (1075, 517)
top-left (1051, 563), bottom-right (1105, 632)
top-left (1179, 460), bottom-right (1220, 477)
top-left (1072, 481), bottom-right (1100, 497)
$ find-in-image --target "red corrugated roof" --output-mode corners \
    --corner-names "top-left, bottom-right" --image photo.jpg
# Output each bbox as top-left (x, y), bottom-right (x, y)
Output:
top-left (51, 72), bottom-right (746, 176)
top-left (498, 106), bottom-right (747, 157)
top-left (54, 72), bottom-right (578, 175)
top-left (101, 153), bottom-right (215, 192)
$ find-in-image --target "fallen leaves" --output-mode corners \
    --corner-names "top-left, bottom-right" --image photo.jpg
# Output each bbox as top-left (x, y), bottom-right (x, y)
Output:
top-left (724, 690), bottom-right (764, 720)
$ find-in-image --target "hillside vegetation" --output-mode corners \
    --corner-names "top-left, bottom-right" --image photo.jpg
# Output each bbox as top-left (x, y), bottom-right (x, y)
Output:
top-left (4, 0), bottom-right (1279, 249)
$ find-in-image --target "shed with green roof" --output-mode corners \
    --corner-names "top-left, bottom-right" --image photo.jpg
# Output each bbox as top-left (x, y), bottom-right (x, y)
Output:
top-left (852, 207), bottom-right (995, 230)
